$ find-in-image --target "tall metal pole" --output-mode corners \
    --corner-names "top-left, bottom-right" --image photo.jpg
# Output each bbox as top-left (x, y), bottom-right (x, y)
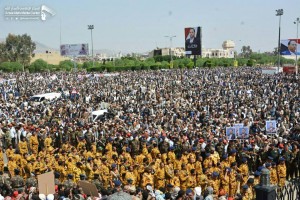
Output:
top-left (294, 17), bottom-right (299, 74)
top-left (60, 18), bottom-right (62, 47)
top-left (170, 37), bottom-right (173, 66)
top-left (276, 9), bottom-right (283, 73)
top-left (165, 35), bottom-right (176, 68)
top-left (88, 25), bottom-right (94, 67)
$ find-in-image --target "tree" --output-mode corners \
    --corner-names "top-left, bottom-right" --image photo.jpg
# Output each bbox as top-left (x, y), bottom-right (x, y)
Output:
top-left (59, 60), bottom-right (73, 71)
top-left (82, 61), bottom-right (93, 69)
top-left (29, 59), bottom-right (48, 72)
top-left (0, 62), bottom-right (23, 72)
top-left (240, 46), bottom-right (252, 58)
top-left (273, 47), bottom-right (279, 56)
top-left (247, 59), bottom-right (255, 67)
top-left (1, 34), bottom-right (36, 68)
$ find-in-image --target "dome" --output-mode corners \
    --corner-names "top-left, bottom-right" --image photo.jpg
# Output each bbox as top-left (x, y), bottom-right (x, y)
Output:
top-left (222, 40), bottom-right (235, 50)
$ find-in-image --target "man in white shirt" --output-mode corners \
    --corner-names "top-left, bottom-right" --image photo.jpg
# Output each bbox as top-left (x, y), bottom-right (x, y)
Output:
top-left (9, 124), bottom-right (16, 148)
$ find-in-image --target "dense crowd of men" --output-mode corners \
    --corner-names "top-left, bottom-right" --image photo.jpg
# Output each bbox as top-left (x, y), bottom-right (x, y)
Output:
top-left (0, 67), bottom-right (299, 200)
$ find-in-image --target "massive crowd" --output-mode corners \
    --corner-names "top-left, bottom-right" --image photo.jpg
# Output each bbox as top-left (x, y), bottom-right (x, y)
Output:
top-left (0, 67), bottom-right (299, 200)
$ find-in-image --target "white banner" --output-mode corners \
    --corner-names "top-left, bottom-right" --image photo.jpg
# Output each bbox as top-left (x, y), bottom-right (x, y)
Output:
top-left (60, 44), bottom-right (89, 56)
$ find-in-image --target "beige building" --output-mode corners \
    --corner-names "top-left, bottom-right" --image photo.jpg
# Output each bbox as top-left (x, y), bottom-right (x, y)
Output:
top-left (148, 47), bottom-right (185, 58)
top-left (31, 51), bottom-right (70, 65)
top-left (149, 40), bottom-right (236, 59)
top-left (202, 40), bottom-right (235, 58)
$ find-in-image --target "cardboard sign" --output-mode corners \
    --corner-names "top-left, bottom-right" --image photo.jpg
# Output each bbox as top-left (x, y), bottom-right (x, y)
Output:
top-left (78, 181), bottom-right (99, 197)
top-left (37, 171), bottom-right (55, 195)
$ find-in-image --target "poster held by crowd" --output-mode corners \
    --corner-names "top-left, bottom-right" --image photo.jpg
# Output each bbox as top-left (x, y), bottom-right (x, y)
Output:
top-left (226, 127), bottom-right (236, 140)
top-left (37, 171), bottom-right (55, 195)
top-left (266, 120), bottom-right (277, 134)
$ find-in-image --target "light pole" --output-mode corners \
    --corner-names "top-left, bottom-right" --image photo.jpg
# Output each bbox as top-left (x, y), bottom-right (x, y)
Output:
top-left (88, 25), bottom-right (94, 67)
top-left (276, 9), bottom-right (283, 72)
top-left (165, 35), bottom-right (176, 68)
top-left (294, 17), bottom-right (299, 74)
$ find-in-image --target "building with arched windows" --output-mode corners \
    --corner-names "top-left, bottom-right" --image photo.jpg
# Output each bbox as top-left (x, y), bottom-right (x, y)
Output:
top-left (202, 40), bottom-right (235, 58)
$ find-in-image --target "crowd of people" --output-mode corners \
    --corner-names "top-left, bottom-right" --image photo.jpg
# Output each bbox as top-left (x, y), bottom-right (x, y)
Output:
top-left (0, 67), bottom-right (299, 200)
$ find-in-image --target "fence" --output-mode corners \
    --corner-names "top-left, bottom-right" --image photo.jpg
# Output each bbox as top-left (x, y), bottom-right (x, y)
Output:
top-left (276, 177), bottom-right (300, 200)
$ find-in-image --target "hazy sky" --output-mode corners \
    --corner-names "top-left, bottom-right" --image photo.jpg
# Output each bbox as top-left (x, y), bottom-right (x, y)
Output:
top-left (0, 0), bottom-right (299, 54)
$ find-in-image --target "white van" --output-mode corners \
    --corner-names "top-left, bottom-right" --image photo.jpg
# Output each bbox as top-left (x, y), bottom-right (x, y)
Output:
top-left (92, 109), bottom-right (108, 122)
top-left (30, 92), bottom-right (61, 103)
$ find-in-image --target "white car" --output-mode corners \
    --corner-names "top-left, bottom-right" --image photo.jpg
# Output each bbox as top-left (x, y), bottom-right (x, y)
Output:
top-left (92, 109), bottom-right (108, 122)
top-left (30, 92), bottom-right (61, 105)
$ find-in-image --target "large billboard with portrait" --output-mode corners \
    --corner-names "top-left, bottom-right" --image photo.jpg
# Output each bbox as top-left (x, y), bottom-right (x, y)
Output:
top-left (60, 44), bottom-right (89, 56)
top-left (185, 27), bottom-right (202, 55)
top-left (280, 39), bottom-right (300, 56)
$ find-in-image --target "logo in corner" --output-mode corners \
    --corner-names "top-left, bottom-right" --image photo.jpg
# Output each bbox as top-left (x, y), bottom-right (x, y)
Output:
top-left (41, 5), bottom-right (55, 21)
top-left (4, 4), bottom-right (56, 21)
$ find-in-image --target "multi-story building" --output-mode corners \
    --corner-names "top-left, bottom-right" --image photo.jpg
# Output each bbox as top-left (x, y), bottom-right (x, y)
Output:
top-left (148, 47), bottom-right (186, 58)
top-left (202, 40), bottom-right (235, 58)
top-left (149, 40), bottom-right (236, 59)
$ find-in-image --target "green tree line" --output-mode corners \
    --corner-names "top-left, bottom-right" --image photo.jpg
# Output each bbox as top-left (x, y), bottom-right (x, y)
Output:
top-left (0, 34), bottom-right (298, 73)
top-left (0, 55), bottom-right (298, 73)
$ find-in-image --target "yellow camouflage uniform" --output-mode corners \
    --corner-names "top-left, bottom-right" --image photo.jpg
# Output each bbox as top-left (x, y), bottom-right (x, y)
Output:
top-left (141, 171), bottom-right (154, 188)
top-left (277, 162), bottom-right (286, 187)
top-left (125, 171), bottom-right (137, 186)
top-left (179, 169), bottom-right (189, 191)
top-left (170, 172), bottom-right (180, 188)
top-left (229, 169), bottom-right (238, 197)
top-left (221, 174), bottom-right (230, 194)
top-left (165, 163), bottom-right (174, 184)
top-left (242, 188), bottom-right (253, 200)
top-left (30, 135), bottom-right (39, 154)
top-left (270, 167), bottom-right (278, 185)
top-left (18, 140), bottom-right (28, 155)
top-left (186, 173), bottom-right (197, 189)
top-left (0, 150), bottom-right (4, 171)
top-left (198, 174), bottom-right (208, 191)
top-left (238, 163), bottom-right (249, 185)
top-left (154, 167), bottom-right (165, 189)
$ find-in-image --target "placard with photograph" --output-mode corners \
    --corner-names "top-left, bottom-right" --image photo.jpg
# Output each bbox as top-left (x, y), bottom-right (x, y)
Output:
top-left (238, 127), bottom-right (249, 139)
top-left (266, 120), bottom-right (277, 134)
top-left (226, 127), bottom-right (236, 140)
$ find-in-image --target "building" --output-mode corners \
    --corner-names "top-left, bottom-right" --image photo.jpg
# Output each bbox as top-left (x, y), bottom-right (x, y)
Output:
top-left (148, 47), bottom-right (185, 58)
top-left (202, 48), bottom-right (235, 58)
top-left (31, 51), bottom-right (70, 65)
top-left (202, 40), bottom-right (235, 58)
top-left (149, 40), bottom-right (235, 59)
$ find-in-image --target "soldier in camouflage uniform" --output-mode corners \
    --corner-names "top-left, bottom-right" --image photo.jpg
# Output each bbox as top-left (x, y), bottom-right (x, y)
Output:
top-left (79, 174), bottom-right (86, 181)
top-left (11, 169), bottom-right (25, 191)
top-left (54, 172), bottom-right (61, 186)
top-left (131, 137), bottom-right (140, 156)
top-left (91, 173), bottom-right (103, 192)
top-left (63, 174), bottom-right (75, 190)
top-left (0, 171), bottom-right (12, 192)
top-left (25, 173), bottom-right (37, 188)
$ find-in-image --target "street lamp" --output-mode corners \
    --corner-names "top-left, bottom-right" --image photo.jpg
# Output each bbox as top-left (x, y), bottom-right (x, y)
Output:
top-left (88, 25), bottom-right (94, 67)
top-left (164, 35), bottom-right (176, 68)
top-left (276, 9), bottom-right (283, 72)
top-left (294, 17), bottom-right (299, 74)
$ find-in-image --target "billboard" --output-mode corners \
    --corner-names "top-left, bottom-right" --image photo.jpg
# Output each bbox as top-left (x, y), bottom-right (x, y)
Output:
top-left (185, 27), bottom-right (202, 55)
top-left (283, 65), bottom-right (296, 74)
top-left (280, 39), bottom-right (300, 56)
top-left (60, 44), bottom-right (89, 56)
top-left (261, 67), bottom-right (278, 75)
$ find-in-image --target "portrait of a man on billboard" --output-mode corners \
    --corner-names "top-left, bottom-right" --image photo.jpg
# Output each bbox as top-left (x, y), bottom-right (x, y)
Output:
top-left (280, 39), bottom-right (300, 55)
top-left (185, 27), bottom-right (201, 55)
